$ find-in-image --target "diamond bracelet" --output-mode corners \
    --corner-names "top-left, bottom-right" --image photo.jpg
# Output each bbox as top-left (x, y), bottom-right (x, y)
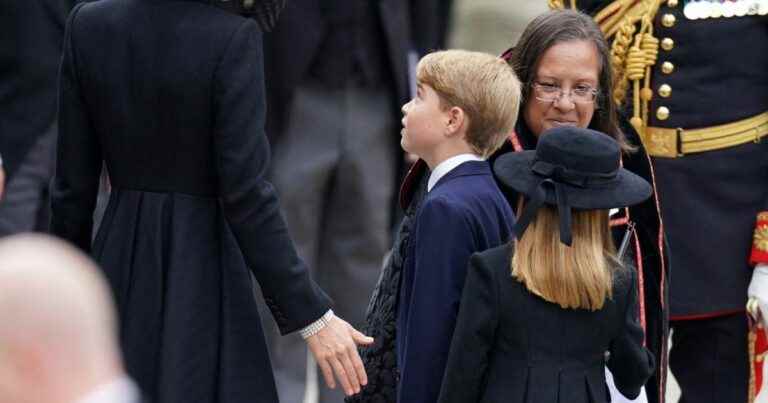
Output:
top-left (300, 309), bottom-right (335, 339)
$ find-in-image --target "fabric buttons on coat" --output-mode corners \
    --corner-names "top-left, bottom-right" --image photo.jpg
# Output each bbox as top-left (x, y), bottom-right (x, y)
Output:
top-left (661, 37), bottom-right (675, 51)
top-left (661, 61), bottom-right (675, 74)
top-left (658, 84), bottom-right (672, 98)
top-left (662, 13), bottom-right (677, 27)
top-left (656, 106), bottom-right (671, 121)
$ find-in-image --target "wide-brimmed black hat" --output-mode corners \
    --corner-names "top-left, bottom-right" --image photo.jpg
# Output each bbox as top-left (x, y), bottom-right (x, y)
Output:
top-left (494, 126), bottom-right (652, 246)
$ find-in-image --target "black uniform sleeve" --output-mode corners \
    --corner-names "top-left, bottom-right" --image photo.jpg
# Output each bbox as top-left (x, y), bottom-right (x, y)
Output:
top-left (50, 3), bottom-right (103, 252)
top-left (437, 253), bottom-right (500, 403)
top-left (212, 20), bottom-right (331, 334)
top-left (607, 268), bottom-right (656, 399)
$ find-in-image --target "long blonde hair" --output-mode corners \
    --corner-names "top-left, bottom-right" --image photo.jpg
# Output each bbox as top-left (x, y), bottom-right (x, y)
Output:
top-left (511, 206), bottom-right (619, 311)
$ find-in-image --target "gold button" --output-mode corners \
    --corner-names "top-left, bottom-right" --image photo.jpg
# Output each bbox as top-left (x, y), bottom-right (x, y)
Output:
top-left (656, 106), bottom-right (670, 121)
top-left (667, 0), bottom-right (679, 7)
top-left (661, 37), bottom-right (674, 51)
top-left (658, 84), bottom-right (672, 98)
top-left (662, 14), bottom-right (676, 27)
top-left (661, 61), bottom-right (675, 74)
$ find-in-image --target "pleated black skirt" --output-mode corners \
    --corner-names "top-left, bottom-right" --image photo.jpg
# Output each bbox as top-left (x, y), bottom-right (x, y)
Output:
top-left (94, 188), bottom-right (279, 403)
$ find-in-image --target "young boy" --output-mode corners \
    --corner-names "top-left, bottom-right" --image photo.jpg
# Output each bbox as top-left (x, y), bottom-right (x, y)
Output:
top-left (396, 50), bottom-right (521, 403)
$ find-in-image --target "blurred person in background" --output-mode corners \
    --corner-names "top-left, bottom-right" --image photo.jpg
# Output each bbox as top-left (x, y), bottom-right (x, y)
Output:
top-left (0, 0), bottom-right (76, 235)
top-left (49, 1), bottom-right (373, 402)
top-left (262, 1), bottom-right (452, 402)
top-left (447, 0), bottom-right (547, 53)
top-left (0, 234), bottom-right (142, 403)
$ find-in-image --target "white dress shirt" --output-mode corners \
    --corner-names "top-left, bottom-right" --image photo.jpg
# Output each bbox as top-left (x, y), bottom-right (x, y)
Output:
top-left (77, 376), bottom-right (140, 403)
top-left (427, 154), bottom-right (485, 192)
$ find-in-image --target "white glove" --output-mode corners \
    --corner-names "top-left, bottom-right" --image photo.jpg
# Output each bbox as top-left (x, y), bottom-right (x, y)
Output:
top-left (605, 367), bottom-right (648, 403)
top-left (747, 264), bottom-right (768, 326)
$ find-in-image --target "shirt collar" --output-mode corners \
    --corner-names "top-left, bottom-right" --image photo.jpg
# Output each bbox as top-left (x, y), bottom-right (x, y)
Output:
top-left (427, 153), bottom-right (484, 192)
top-left (77, 376), bottom-right (140, 403)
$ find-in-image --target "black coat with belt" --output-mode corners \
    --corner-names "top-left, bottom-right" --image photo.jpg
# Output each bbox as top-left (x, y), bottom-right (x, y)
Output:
top-left (0, 0), bottom-right (75, 180)
top-left (50, 1), bottom-right (330, 401)
top-left (438, 244), bottom-right (655, 403)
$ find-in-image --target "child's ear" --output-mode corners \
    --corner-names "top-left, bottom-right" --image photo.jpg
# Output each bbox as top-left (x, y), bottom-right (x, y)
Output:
top-left (445, 106), bottom-right (466, 137)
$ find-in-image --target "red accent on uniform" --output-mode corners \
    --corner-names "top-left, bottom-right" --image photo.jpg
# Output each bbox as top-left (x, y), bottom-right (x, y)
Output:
top-left (508, 131), bottom-right (523, 152)
top-left (670, 308), bottom-right (746, 321)
top-left (750, 212), bottom-right (768, 266)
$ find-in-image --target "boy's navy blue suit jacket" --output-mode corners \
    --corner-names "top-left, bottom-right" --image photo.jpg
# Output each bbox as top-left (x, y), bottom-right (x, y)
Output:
top-left (396, 160), bottom-right (514, 403)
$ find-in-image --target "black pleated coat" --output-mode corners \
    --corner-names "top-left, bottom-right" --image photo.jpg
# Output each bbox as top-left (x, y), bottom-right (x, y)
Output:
top-left (491, 120), bottom-right (669, 403)
top-left (438, 244), bottom-right (655, 403)
top-left (50, 1), bottom-right (331, 402)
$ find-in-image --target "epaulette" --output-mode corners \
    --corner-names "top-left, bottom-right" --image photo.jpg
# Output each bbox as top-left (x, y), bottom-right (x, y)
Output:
top-left (549, 0), bottom-right (667, 139)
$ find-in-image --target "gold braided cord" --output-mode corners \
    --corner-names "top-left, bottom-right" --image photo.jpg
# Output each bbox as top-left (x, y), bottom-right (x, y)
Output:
top-left (640, 32), bottom-right (659, 127)
top-left (628, 4), bottom-right (662, 134)
top-left (749, 327), bottom-right (757, 403)
top-left (547, 0), bottom-right (577, 10)
top-left (595, 1), bottom-right (634, 38)
top-left (610, 18), bottom-right (636, 105)
top-left (548, 0), bottom-right (566, 9)
top-left (593, 0), bottom-right (664, 137)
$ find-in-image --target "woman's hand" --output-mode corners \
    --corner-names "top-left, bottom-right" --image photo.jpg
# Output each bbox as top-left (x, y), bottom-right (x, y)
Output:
top-left (305, 315), bottom-right (374, 396)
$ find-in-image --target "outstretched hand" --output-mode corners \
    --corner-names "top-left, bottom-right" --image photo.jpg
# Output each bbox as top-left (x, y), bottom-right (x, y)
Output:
top-left (306, 315), bottom-right (373, 396)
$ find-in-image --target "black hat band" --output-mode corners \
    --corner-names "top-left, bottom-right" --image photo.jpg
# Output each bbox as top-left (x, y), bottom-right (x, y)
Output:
top-left (514, 159), bottom-right (619, 247)
top-left (530, 158), bottom-right (619, 188)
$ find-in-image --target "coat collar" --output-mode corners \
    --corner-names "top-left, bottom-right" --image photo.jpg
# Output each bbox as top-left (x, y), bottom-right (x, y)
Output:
top-left (430, 160), bottom-right (491, 192)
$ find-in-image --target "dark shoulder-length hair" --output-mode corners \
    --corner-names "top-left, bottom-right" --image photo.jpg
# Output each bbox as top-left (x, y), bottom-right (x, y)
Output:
top-left (503, 9), bottom-right (633, 151)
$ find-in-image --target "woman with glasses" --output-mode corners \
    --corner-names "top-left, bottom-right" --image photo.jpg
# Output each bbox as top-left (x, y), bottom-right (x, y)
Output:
top-left (488, 9), bottom-right (667, 403)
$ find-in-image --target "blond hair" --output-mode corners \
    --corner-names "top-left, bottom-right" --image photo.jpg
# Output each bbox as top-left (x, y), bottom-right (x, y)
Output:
top-left (511, 206), bottom-right (619, 311)
top-left (417, 49), bottom-right (522, 157)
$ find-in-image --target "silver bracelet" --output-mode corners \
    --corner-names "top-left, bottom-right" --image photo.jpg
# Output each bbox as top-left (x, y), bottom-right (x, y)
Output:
top-left (300, 309), bottom-right (334, 339)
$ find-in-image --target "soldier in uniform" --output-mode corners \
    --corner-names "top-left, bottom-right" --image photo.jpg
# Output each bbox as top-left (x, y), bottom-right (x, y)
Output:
top-left (550, 1), bottom-right (768, 402)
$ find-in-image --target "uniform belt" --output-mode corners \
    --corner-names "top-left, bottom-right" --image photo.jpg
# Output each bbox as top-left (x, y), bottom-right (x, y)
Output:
top-left (643, 111), bottom-right (768, 158)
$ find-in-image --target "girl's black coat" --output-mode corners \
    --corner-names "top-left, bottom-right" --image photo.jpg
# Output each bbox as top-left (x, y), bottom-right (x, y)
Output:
top-left (438, 244), bottom-right (654, 403)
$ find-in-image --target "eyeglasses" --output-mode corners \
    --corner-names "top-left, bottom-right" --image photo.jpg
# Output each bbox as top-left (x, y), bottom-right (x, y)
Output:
top-left (530, 81), bottom-right (599, 104)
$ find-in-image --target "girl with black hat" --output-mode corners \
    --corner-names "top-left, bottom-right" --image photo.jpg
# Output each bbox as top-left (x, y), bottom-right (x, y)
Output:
top-left (437, 126), bottom-right (655, 403)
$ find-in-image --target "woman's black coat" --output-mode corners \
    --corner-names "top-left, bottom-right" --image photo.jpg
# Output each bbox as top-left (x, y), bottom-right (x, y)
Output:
top-left (438, 244), bottom-right (655, 403)
top-left (50, 1), bottom-right (330, 402)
